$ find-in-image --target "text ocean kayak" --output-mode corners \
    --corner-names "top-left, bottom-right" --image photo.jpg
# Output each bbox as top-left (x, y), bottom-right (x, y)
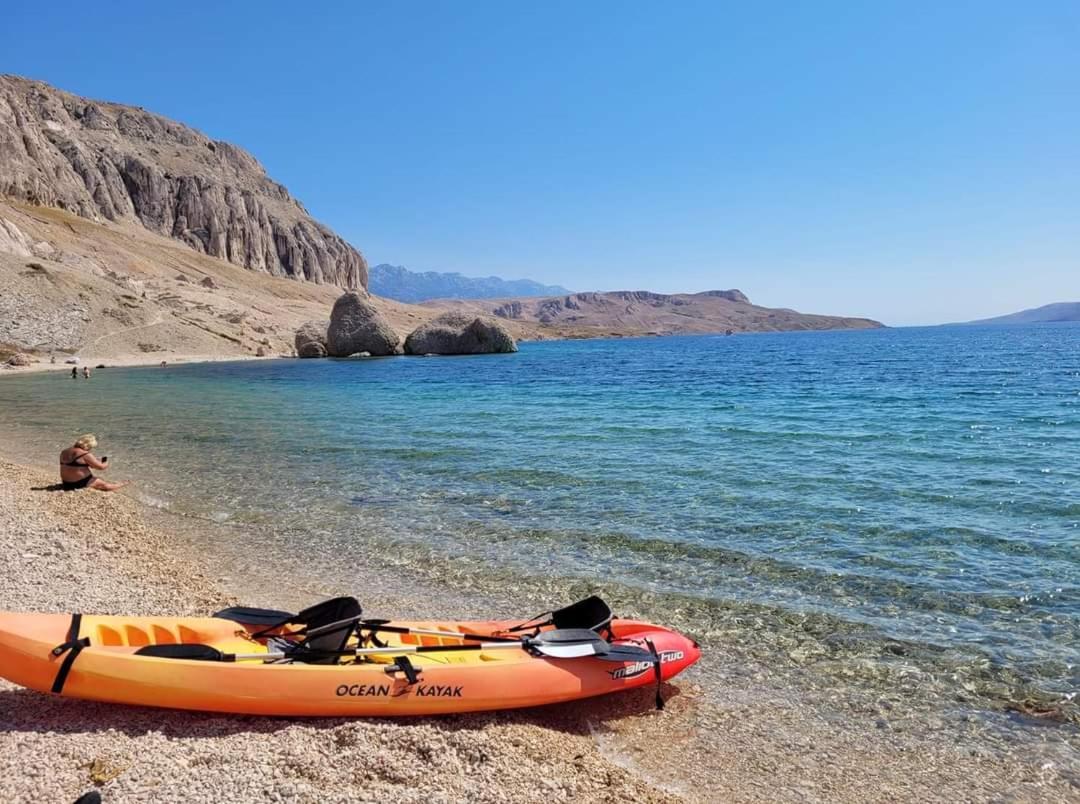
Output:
top-left (0, 605), bottom-right (700, 716)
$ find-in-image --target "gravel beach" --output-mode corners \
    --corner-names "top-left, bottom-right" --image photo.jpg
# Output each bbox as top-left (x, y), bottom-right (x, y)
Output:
top-left (0, 457), bottom-right (1076, 803)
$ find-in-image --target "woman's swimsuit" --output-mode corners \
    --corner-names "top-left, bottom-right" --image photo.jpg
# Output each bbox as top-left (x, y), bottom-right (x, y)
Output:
top-left (60, 450), bottom-right (94, 490)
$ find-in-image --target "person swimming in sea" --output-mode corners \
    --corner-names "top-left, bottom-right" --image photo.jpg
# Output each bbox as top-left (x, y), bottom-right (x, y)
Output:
top-left (82, 366), bottom-right (91, 379)
top-left (59, 434), bottom-right (130, 492)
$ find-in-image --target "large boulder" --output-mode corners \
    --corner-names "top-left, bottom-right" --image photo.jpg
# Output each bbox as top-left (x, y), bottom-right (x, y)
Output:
top-left (294, 320), bottom-right (328, 358)
top-left (326, 292), bottom-right (400, 357)
top-left (404, 312), bottom-right (517, 356)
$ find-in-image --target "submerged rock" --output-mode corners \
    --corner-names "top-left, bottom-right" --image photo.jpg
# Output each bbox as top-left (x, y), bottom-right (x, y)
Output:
top-left (294, 320), bottom-right (329, 358)
top-left (404, 312), bottom-right (517, 355)
top-left (326, 292), bottom-right (400, 357)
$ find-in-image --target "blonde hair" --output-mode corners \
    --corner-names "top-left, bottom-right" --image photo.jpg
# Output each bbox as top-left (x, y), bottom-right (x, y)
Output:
top-left (74, 434), bottom-right (97, 451)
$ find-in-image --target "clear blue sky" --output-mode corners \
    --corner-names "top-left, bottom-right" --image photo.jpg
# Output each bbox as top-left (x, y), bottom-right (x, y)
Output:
top-left (5, 2), bottom-right (1078, 324)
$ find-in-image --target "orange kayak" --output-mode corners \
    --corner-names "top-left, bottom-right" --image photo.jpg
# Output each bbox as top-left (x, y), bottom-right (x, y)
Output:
top-left (0, 609), bottom-right (700, 716)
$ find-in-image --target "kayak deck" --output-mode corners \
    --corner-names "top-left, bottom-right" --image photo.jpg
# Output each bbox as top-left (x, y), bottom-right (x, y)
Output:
top-left (0, 611), bottom-right (700, 716)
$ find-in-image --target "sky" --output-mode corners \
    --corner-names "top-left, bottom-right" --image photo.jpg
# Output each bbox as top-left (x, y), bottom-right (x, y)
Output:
top-left (4, 2), bottom-right (1078, 325)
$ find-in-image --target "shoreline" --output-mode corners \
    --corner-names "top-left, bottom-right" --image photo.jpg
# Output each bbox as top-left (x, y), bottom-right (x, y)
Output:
top-left (1, 445), bottom-right (1076, 800)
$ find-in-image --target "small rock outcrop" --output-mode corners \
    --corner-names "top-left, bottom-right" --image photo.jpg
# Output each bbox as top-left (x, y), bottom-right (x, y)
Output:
top-left (326, 292), bottom-right (399, 357)
top-left (0, 75), bottom-right (367, 288)
top-left (294, 320), bottom-right (329, 358)
top-left (6, 353), bottom-right (32, 366)
top-left (404, 312), bottom-right (517, 355)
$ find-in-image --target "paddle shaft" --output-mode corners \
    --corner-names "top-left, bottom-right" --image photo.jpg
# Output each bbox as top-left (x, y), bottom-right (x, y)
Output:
top-left (288, 616), bottom-right (523, 644)
top-left (228, 639), bottom-right (533, 662)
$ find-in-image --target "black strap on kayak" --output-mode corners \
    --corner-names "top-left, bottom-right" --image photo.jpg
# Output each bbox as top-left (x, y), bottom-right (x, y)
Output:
top-left (385, 656), bottom-right (422, 685)
top-left (644, 637), bottom-right (665, 711)
top-left (50, 613), bottom-right (91, 694)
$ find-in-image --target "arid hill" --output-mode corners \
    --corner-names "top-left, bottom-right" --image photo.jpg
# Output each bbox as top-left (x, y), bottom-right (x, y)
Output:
top-left (424, 290), bottom-right (882, 338)
top-left (0, 200), bottom-right (459, 365)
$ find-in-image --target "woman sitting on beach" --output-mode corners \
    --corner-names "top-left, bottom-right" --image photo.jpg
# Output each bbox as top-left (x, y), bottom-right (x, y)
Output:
top-left (59, 434), bottom-right (129, 492)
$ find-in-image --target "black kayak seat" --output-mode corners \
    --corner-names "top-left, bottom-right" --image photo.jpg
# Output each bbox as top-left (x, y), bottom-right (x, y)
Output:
top-left (291, 597), bottom-right (364, 664)
top-left (506, 595), bottom-right (615, 635)
top-left (551, 595), bottom-right (613, 632)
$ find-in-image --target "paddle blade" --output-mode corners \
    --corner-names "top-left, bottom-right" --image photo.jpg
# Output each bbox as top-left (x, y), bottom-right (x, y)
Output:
top-left (591, 642), bottom-right (655, 663)
top-left (527, 628), bottom-right (608, 658)
top-left (212, 606), bottom-right (295, 626)
top-left (134, 644), bottom-right (227, 661)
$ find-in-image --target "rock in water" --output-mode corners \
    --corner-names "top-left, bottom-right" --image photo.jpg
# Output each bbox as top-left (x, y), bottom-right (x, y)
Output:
top-left (294, 320), bottom-right (329, 358)
top-left (0, 75), bottom-right (367, 288)
top-left (404, 312), bottom-right (517, 355)
top-left (326, 292), bottom-right (400, 357)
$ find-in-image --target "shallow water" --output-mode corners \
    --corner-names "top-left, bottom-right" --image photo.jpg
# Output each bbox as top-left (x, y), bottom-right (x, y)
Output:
top-left (2, 324), bottom-right (1078, 721)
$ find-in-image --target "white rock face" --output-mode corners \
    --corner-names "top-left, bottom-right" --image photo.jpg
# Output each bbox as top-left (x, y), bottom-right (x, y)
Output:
top-left (0, 75), bottom-right (367, 288)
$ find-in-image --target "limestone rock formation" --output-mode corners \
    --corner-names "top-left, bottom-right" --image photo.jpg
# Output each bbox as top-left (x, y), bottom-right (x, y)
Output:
top-left (294, 320), bottom-right (329, 358)
top-left (404, 312), bottom-right (517, 355)
top-left (326, 292), bottom-right (400, 357)
top-left (0, 75), bottom-right (366, 288)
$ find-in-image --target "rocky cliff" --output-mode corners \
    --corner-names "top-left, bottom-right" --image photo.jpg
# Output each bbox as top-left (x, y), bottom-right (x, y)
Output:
top-left (0, 75), bottom-right (366, 288)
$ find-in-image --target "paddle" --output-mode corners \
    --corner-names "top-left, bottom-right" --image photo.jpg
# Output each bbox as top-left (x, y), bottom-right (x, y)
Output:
top-left (211, 628), bottom-right (655, 663)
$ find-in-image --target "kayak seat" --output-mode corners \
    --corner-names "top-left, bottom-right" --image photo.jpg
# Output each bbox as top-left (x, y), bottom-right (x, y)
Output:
top-left (280, 597), bottom-right (364, 665)
top-left (551, 595), bottom-right (613, 633)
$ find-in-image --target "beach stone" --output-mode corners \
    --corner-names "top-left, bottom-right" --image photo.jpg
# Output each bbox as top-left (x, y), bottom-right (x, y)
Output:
top-left (6, 353), bottom-right (32, 366)
top-left (404, 312), bottom-right (517, 355)
top-left (200, 276), bottom-right (217, 289)
top-left (294, 321), bottom-right (328, 358)
top-left (326, 292), bottom-right (399, 357)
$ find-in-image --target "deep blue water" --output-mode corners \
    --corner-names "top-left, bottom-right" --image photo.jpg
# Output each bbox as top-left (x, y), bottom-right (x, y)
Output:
top-left (2, 324), bottom-right (1078, 711)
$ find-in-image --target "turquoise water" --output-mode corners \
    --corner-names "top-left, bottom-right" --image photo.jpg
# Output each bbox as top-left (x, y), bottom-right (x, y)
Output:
top-left (1, 325), bottom-right (1078, 717)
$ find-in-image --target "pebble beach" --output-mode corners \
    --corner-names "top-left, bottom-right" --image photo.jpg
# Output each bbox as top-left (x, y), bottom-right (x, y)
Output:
top-left (1, 453), bottom-right (1076, 803)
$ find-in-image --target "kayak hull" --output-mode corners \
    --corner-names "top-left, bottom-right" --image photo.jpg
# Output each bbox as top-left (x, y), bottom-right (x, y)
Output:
top-left (0, 612), bottom-right (699, 716)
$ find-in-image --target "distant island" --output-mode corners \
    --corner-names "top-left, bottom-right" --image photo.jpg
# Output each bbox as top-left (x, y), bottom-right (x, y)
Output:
top-left (370, 263), bottom-right (571, 303)
top-left (963, 302), bottom-right (1080, 325)
top-left (424, 289), bottom-right (883, 337)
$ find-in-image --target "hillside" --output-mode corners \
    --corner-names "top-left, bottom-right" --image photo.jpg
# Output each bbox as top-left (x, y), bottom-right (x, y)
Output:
top-left (370, 263), bottom-right (570, 302)
top-left (426, 290), bottom-right (883, 337)
top-left (0, 200), bottom-right (494, 364)
top-left (0, 74), bottom-right (366, 287)
top-left (963, 302), bottom-right (1080, 325)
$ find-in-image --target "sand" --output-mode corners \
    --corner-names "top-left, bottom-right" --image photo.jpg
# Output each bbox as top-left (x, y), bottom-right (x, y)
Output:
top-left (0, 456), bottom-right (1076, 803)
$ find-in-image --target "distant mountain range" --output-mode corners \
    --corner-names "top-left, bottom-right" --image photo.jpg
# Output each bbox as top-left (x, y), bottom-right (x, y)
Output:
top-left (964, 302), bottom-right (1080, 325)
top-left (370, 263), bottom-right (571, 303)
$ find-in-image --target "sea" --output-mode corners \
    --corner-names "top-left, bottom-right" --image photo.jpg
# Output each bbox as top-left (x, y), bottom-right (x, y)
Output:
top-left (1, 324), bottom-right (1077, 726)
